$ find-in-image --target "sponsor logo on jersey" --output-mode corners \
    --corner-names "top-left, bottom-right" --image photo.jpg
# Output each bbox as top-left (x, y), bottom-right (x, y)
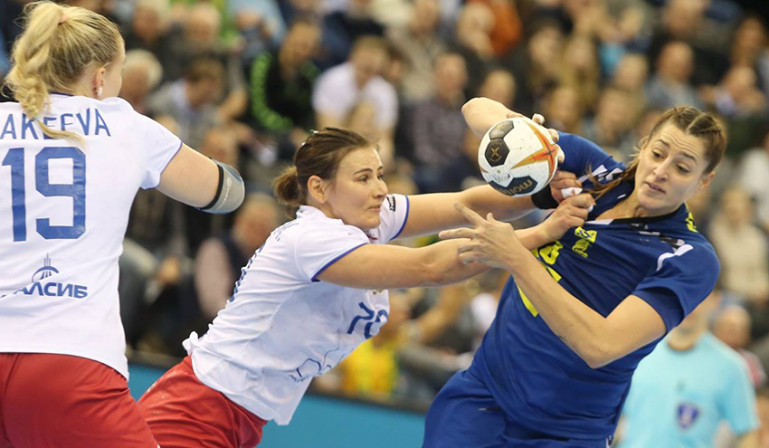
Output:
top-left (12, 255), bottom-right (88, 299)
top-left (386, 196), bottom-right (396, 212)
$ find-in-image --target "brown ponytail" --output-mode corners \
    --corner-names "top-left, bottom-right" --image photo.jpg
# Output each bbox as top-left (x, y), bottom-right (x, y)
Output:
top-left (273, 165), bottom-right (304, 216)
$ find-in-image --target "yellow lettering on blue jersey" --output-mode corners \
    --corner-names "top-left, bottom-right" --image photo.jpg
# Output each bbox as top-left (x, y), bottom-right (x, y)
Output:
top-left (538, 241), bottom-right (563, 265)
top-left (685, 212), bottom-right (698, 233)
top-left (572, 227), bottom-right (597, 258)
top-left (520, 263), bottom-right (562, 317)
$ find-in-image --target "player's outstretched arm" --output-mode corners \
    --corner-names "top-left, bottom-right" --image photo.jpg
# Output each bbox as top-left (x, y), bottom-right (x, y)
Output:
top-left (157, 144), bottom-right (245, 213)
top-left (315, 240), bottom-right (490, 290)
top-left (440, 203), bottom-right (668, 369)
top-left (400, 174), bottom-right (585, 240)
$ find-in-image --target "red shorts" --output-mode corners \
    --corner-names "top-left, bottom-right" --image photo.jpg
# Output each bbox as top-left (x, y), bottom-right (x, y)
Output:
top-left (0, 353), bottom-right (158, 448)
top-left (138, 356), bottom-right (267, 448)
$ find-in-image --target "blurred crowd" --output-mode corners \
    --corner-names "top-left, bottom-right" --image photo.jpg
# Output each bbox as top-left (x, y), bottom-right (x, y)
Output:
top-left (2, 0), bottom-right (769, 434)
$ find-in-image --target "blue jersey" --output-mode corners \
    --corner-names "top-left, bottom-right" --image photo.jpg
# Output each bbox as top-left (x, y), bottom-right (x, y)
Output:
top-left (473, 133), bottom-right (720, 439)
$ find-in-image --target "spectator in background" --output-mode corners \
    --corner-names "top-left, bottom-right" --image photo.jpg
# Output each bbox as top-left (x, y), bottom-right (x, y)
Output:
top-left (195, 194), bottom-right (280, 322)
top-left (582, 86), bottom-right (638, 161)
top-left (365, 0), bottom-right (412, 29)
top-left (0, 32), bottom-right (9, 79)
top-left (612, 52), bottom-right (649, 113)
top-left (386, 0), bottom-right (446, 103)
top-left (505, 18), bottom-right (564, 117)
top-left (228, 0), bottom-right (285, 62)
top-left (411, 52), bottom-right (468, 192)
top-left (647, 0), bottom-right (731, 86)
top-left (313, 36), bottom-right (397, 165)
top-left (122, 0), bottom-right (174, 70)
top-left (558, 34), bottom-right (601, 116)
top-left (646, 40), bottom-right (704, 110)
top-left (344, 100), bottom-right (393, 155)
top-left (168, 3), bottom-right (248, 122)
top-left (705, 65), bottom-right (767, 118)
top-left (594, 0), bottom-right (653, 73)
top-left (278, 0), bottom-right (323, 26)
top-left (183, 126), bottom-right (242, 256)
top-left (147, 57), bottom-right (224, 150)
top-left (730, 15), bottom-right (769, 98)
top-left (619, 292), bottom-right (759, 448)
top-left (703, 64), bottom-right (768, 156)
top-left (736, 130), bottom-right (769, 234)
top-left (476, 68), bottom-right (516, 110)
top-left (613, 52), bottom-right (650, 92)
top-left (708, 187), bottom-right (769, 308)
top-left (467, 0), bottom-right (523, 58)
top-left (542, 84), bottom-right (584, 135)
top-left (119, 49), bottom-right (163, 114)
top-left (713, 302), bottom-right (767, 389)
top-left (451, 2), bottom-right (495, 97)
top-left (318, 0), bottom-right (385, 70)
top-left (440, 128), bottom-right (485, 193)
top-left (246, 18), bottom-right (320, 150)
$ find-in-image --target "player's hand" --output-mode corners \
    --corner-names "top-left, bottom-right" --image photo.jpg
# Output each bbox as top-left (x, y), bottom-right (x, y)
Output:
top-left (439, 203), bottom-right (524, 269)
top-left (540, 193), bottom-right (595, 242)
top-left (506, 111), bottom-right (560, 144)
top-left (550, 171), bottom-right (582, 203)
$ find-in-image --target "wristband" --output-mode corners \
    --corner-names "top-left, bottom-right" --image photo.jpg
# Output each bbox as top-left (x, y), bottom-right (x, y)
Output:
top-left (531, 187), bottom-right (559, 209)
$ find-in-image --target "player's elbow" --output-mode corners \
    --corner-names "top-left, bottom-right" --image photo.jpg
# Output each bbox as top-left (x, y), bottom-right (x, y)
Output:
top-left (577, 339), bottom-right (616, 370)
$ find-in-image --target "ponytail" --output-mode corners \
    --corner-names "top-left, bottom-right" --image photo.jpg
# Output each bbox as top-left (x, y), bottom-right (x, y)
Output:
top-left (273, 165), bottom-right (304, 217)
top-left (5, 1), bottom-right (122, 142)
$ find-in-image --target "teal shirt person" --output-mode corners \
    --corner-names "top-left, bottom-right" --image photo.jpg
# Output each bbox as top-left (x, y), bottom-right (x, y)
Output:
top-left (621, 332), bottom-right (758, 447)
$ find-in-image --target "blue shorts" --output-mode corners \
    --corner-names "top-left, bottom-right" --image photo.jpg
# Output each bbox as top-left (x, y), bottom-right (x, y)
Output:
top-left (423, 369), bottom-right (611, 448)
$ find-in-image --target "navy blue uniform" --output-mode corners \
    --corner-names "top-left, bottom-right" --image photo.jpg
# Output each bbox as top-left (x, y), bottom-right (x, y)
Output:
top-left (423, 134), bottom-right (720, 447)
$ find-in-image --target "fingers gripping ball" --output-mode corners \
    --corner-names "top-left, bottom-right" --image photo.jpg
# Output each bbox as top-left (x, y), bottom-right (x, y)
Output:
top-left (478, 117), bottom-right (559, 196)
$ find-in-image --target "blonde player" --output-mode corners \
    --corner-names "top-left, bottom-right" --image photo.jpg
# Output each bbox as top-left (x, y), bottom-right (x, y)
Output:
top-left (137, 127), bottom-right (595, 448)
top-left (0, 2), bottom-right (243, 447)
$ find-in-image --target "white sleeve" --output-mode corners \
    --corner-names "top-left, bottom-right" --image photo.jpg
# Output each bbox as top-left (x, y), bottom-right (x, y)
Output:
top-left (134, 112), bottom-right (183, 189)
top-left (367, 79), bottom-right (398, 129)
top-left (292, 224), bottom-right (370, 282)
top-left (312, 70), bottom-right (347, 120)
top-left (372, 194), bottom-right (409, 243)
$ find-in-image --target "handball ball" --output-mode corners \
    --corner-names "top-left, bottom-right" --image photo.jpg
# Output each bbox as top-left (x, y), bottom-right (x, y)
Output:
top-left (478, 117), bottom-right (559, 196)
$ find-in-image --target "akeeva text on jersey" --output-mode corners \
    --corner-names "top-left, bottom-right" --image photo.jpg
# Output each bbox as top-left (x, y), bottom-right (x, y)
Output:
top-left (0, 108), bottom-right (111, 140)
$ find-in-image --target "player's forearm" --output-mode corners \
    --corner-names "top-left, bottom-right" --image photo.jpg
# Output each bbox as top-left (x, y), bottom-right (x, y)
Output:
top-left (516, 224), bottom-right (556, 251)
top-left (423, 240), bottom-right (491, 286)
top-left (462, 97), bottom-right (513, 137)
top-left (457, 185), bottom-right (535, 222)
top-left (506, 251), bottom-right (614, 368)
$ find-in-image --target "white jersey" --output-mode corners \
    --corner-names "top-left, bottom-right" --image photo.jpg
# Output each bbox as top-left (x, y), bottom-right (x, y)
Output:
top-left (186, 196), bottom-right (410, 424)
top-left (0, 94), bottom-right (182, 378)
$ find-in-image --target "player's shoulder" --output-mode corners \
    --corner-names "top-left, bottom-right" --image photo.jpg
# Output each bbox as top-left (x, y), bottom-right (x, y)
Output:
top-left (0, 100), bottom-right (21, 113)
top-left (283, 207), bottom-right (368, 245)
top-left (98, 97), bottom-right (140, 114)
